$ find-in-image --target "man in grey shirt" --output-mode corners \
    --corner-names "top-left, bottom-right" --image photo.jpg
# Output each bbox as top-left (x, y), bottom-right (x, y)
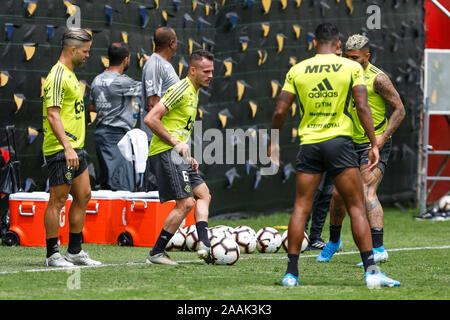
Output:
top-left (89, 42), bottom-right (142, 191)
top-left (141, 27), bottom-right (179, 191)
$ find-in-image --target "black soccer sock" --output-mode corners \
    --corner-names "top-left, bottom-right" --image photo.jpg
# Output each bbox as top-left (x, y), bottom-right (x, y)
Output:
top-left (360, 250), bottom-right (379, 274)
top-left (68, 232), bottom-right (82, 254)
top-left (329, 225), bottom-right (342, 243)
top-left (46, 237), bottom-right (59, 258)
top-left (371, 228), bottom-right (384, 248)
top-left (196, 221), bottom-right (211, 247)
top-left (286, 253), bottom-right (299, 277)
top-left (150, 229), bottom-right (174, 256)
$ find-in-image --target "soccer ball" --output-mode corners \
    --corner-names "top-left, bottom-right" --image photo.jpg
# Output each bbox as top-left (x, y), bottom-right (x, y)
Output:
top-left (209, 227), bottom-right (225, 245)
top-left (185, 229), bottom-right (200, 251)
top-left (211, 237), bottom-right (240, 265)
top-left (234, 225), bottom-right (256, 238)
top-left (210, 225), bottom-right (234, 238)
top-left (182, 224), bottom-right (196, 236)
top-left (256, 227), bottom-right (282, 253)
top-left (233, 226), bottom-right (257, 254)
top-left (438, 195), bottom-right (450, 211)
top-left (186, 228), bottom-right (220, 251)
top-left (281, 230), bottom-right (309, 253)
top-left (166, 228), bottom-right (186, 251)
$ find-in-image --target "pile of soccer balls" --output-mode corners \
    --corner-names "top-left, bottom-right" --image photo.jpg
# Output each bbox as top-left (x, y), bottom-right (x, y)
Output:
top-left (166, 224), bottom-right (309, 266)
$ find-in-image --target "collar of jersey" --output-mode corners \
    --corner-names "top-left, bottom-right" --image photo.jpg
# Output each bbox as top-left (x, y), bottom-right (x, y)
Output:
top-left (364, 62), bottom-right (373, 74)
top-left (57, 61), bottom-right (75, 75)
top-left (184, 77), bottom-right (198, 94)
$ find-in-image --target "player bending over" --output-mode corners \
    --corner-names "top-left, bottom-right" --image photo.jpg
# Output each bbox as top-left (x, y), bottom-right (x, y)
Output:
top-left (143, 50), bottom-right (214, 265)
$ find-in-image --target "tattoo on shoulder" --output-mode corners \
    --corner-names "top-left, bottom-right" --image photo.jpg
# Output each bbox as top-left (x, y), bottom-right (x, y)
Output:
top-left (374, 74), bottom-right (399, 102)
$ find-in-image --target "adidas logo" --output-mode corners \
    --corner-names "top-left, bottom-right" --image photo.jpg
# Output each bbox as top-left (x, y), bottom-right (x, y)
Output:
top-left (95, 91), bottom-right (112, 109)
top-left (308, 78), bottom-right (338, 98)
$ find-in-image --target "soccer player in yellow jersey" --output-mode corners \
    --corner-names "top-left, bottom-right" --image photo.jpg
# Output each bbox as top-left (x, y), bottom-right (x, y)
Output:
top-left (271, 23), bottom-right (400, 288)
top-left (42, 28), bottom-right (100, 267)
top-left (143, 50), bottom-right (214, 265)
top-left (318, 34), bottom-right (406, 266)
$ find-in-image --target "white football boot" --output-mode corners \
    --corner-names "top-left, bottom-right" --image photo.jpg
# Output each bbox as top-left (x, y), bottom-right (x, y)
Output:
top-left (64, 250), bottom-right (102, 266)
top-left (44, 252), bottom-right (75, 267)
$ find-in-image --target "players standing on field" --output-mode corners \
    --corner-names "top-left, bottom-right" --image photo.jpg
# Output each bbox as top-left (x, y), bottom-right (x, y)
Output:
top-left (317, 34), bottom-right (406, 265)
top-left (42, 28), bottom-right (101, 267)
top-left (271, 23), bottom-right (400, 288)
top-left (143, 50), bottom-right (215, 265)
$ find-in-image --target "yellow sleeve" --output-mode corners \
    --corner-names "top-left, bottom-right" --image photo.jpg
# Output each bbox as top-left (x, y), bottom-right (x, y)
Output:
top-left (160, 80), bottom-right (189, 111)
top-left (281, 67), bottom-right (297, 95)
top-left (43, 67), bottom-right (66, 108)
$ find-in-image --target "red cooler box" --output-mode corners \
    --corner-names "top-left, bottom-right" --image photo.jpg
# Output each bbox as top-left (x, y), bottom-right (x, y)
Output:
top-left (119, 192), bottom-right (196, 247)
top-left (7, 192), bottom-right (72, 247)
top-left (82, 190), bottom-right (130, 244)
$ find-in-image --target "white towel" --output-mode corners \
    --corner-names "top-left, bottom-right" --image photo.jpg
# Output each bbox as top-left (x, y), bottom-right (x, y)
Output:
top-left (117, 129), bottom-right (148, 173)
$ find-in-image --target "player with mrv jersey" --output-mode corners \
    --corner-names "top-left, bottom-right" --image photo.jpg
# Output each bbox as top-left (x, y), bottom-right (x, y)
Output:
top-left (270, 23), bottom-right (400, 288)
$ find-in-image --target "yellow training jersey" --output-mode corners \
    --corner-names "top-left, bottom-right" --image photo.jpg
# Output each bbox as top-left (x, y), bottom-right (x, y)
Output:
top-left (282, 53), bottom-right (365, 145)
top-left (42, 61), bottom-right (85, 156)
top-left (149, 77), bottom-right (199, 157)
top-left (352, 62), bottom-right (388, 144)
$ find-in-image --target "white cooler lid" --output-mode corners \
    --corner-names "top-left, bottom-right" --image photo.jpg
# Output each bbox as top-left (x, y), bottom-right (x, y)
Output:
top-left (125, 191), bottom-right (159, 200)
top-left (91, 190), bottom-right (132, 199)
top-left (9, 192), bottom-right (73, 201)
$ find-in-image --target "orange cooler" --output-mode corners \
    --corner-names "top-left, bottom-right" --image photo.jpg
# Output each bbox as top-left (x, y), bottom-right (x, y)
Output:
top-left (82, 190), bottom-right (131, 244)
top-left (8, 192), bottom-right (72, 247)
top-left (121, 192), bottom-right (196, 247)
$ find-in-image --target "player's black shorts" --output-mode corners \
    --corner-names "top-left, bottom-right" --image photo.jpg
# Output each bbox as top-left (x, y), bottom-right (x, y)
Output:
top-left (149, 148), bottom-right (205, 203)
top-left (295, 136), bottom-right (358, 178)
top-left (45, 148), bottom-right (88, 187)
top-left (354, 138), bottom-right (392, 174)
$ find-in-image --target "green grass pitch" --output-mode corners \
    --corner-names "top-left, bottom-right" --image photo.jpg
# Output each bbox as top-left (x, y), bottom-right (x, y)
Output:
top-left (0, 208), bottom-right (449, 300)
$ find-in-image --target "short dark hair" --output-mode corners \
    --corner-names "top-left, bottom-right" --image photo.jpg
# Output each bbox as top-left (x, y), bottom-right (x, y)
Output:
top-left (189, 50), bottom-right (214, 66)
top-left (314, 23), bottom-right (339, 45)
top-left (108, 42), bottom-right (129, 66)
top-left (154, 27), bottom-right (176, 49)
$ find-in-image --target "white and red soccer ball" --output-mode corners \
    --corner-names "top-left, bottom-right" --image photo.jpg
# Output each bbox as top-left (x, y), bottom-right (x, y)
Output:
top-left (166, 228), bottom-right (187, 251)
top-left (256, 227), bottom-right (282, 253)
top-left (439, 195), bottom-right (450, 211)
top-left (281, 230), bottom-right (309, 253)
top-left (233, 226), bottom-right (257, 254)
top-left (211, 237), bottom-right (240, 265)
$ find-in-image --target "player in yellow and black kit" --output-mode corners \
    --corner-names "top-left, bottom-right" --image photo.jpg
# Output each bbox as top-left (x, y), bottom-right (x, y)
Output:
top-left (42, 28), bottom-right (100, 267)
top-left (143, 50), bottom-right (214, 265)
top-left (318, 34), bottom-right (405, 266)
top-left (271, 23), bottom-right (400, 288)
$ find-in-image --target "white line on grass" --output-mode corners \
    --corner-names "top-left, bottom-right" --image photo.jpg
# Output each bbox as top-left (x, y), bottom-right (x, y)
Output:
top-left (260, 245), bottom-right (450, 260)
top-left (0, 245), bottom-right (449, 275)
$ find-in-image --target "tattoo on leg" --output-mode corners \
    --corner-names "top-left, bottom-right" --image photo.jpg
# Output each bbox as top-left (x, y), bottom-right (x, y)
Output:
top-left (366, 197), bottom-right (383, 228)
top-left (361, 166), bottom-right (384, 228)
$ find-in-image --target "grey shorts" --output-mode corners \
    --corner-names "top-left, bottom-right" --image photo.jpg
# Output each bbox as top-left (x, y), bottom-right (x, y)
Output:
top-left (354, 138), bottom-right (392, 174)
top-left (45, 148), bottom-right (88, 187)
top-left (149, 149), bottom-right (204, 203)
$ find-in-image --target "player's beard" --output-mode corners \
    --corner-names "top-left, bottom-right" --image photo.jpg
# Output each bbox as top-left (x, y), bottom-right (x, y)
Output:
top-left (73, 56), bottom-right (86, 67)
